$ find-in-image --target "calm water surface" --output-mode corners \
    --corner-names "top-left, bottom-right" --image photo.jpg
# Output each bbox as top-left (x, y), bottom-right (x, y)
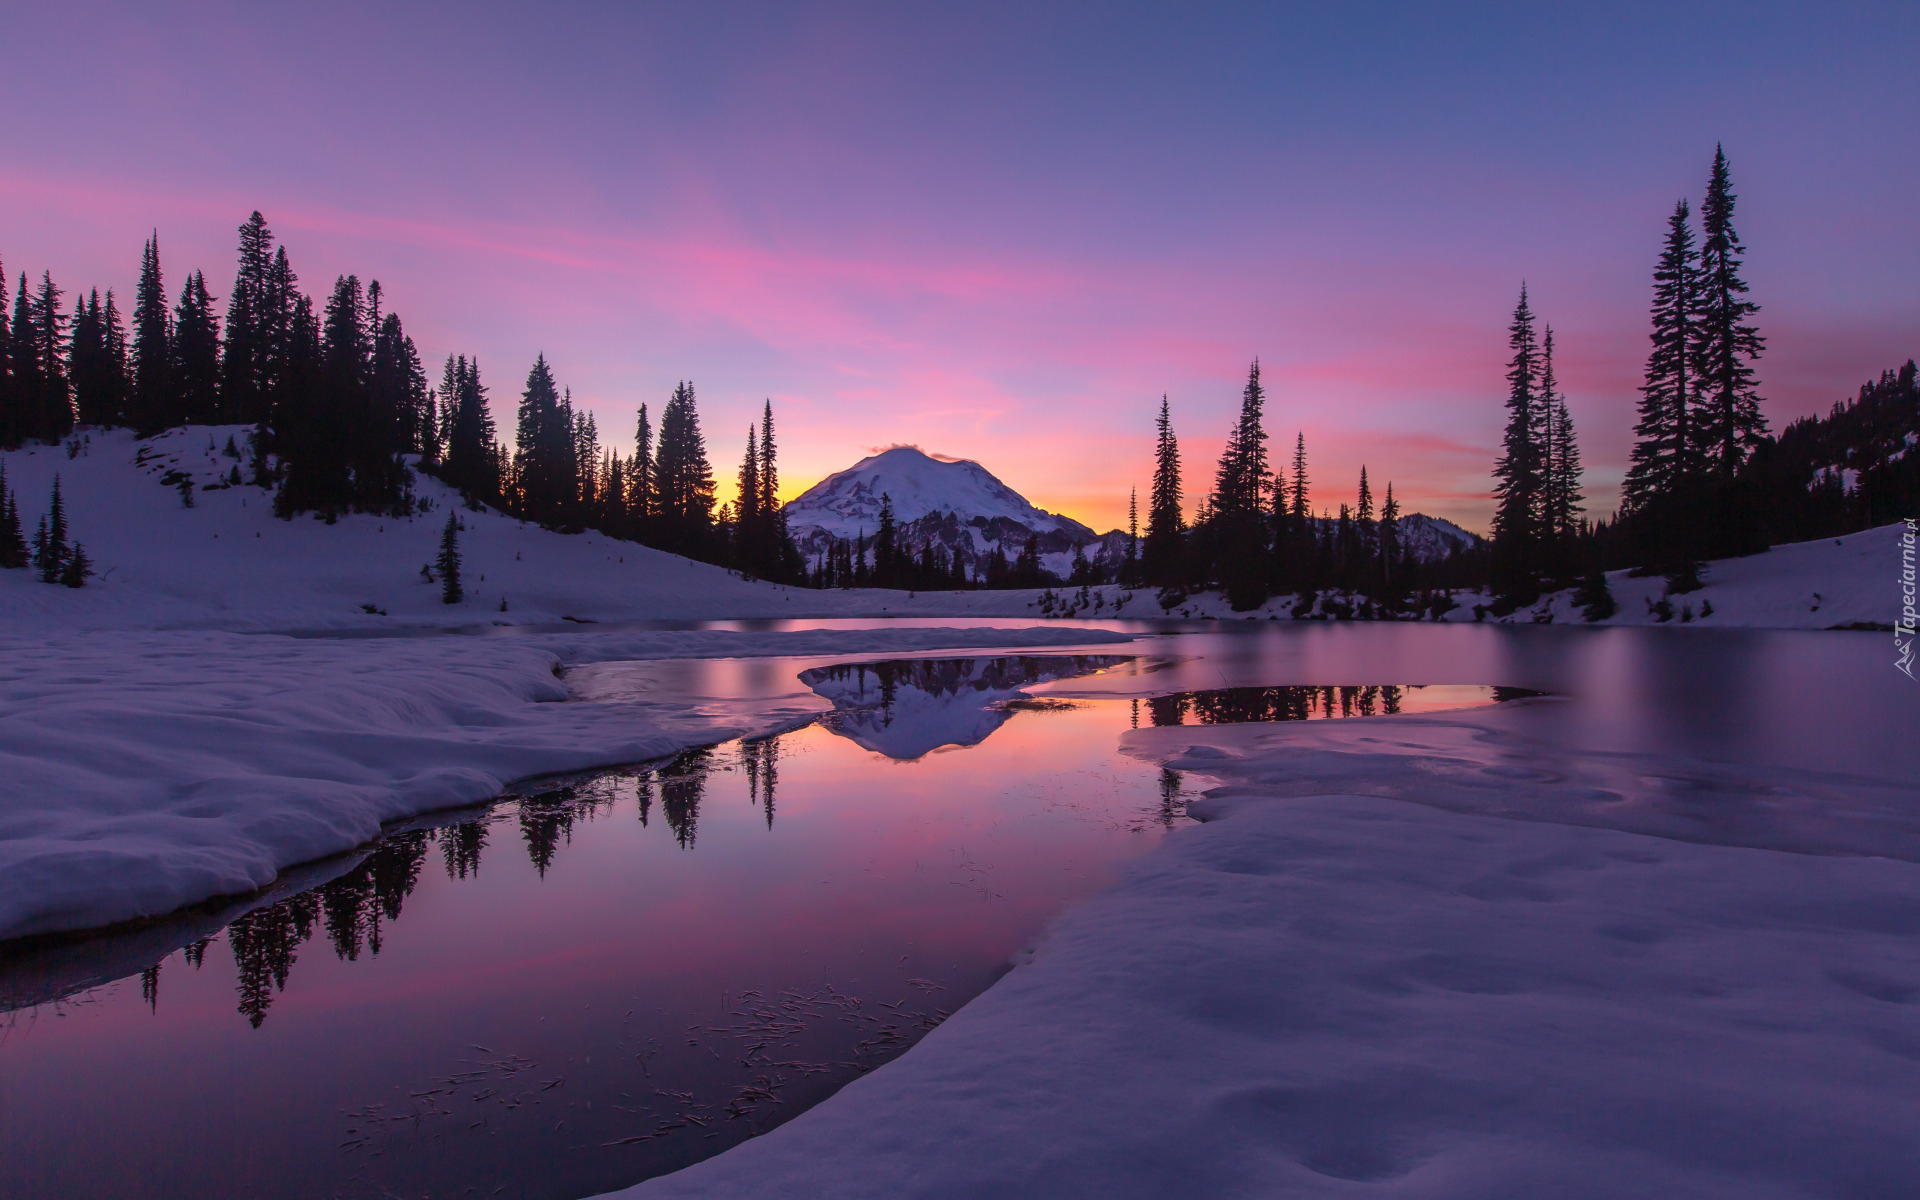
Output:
top-left (2, 622), bottom-right (1910, 1199)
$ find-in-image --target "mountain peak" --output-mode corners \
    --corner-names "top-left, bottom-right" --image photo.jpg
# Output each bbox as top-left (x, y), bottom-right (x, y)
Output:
top-left (785, 449), bottom-right (1091, 541)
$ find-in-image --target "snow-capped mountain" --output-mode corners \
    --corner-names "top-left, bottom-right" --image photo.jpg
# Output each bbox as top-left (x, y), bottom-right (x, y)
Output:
top-left (783, 444), bottom-right (1482, 576)
top-left (785, 447), bottom-right (1092, 543)
top-left (1386, 513), bottom-right (1482, 561)
top-left (784, 446), bottom-right (1103, 576)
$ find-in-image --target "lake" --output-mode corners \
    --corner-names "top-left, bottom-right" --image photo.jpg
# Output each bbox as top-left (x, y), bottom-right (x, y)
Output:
top-left (2, 621), bottom-right (1909, 1199)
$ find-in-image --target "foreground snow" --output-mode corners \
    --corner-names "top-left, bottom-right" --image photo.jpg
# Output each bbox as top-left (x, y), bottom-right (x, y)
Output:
top-left (612, 703), bottom-right (1918, 1198)
top-left (0, 623), bottom-right (1131, 941)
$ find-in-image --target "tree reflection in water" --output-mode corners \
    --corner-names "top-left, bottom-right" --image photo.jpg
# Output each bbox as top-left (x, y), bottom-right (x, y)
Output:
top-left (106, 680), bottom-right (1537, 1030)
top-left (1144, 683), bottom-right (1537, 726)
top-left (132, 743), bottom-right (757, 1028)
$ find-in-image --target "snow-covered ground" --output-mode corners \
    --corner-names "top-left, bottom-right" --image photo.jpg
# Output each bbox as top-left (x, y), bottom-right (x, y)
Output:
top-left (6, 428), bottom-right (1913, 1195)
top-left (0, 430), bottom-right (1135, 939)
top-left (2, 428), bottom-right (1892, 634)
top-left (610, 701), bottom-right (1920, 1199)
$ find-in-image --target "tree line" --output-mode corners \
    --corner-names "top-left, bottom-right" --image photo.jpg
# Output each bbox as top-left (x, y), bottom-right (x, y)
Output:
top-left (1496, 145), bottom-right (1914, 615)
top-left (1135, 370), bottom-right (1488, 614)
top-left (0, 212), bottom-right (807, 582)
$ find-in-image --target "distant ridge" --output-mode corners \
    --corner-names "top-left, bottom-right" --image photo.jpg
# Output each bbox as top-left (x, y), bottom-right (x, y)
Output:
top-left (783, 445), bottom-right (1481, 576)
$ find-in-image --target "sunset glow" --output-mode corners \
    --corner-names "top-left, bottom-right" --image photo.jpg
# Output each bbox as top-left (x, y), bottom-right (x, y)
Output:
top-left (5, 4), bottom-right (1914, 531)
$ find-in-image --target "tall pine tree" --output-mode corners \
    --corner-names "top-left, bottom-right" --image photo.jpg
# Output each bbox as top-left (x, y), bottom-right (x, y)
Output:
top-left (1693, 145), bottom-right (1768, 474)
top-left (1490, 285), bottom-right (1544, 598)
top-left (1212, 359), bottom-right (1271, 609)
top-left (440, 355), bottom-right (499, 506)
top-left (1142, 395), bottom-right (1184, 587)
top-left (511, 354), bottom-right (573, 526)
top-left (220, 212), bottom-right (277, 423)
top-left (0, 262), bottom-right (12, 448)
top-left (628, 402), bottom-right (653, 537)
top-left (1624, 200), bottom-right (1700, 510)
top-left (652, 381), bottom-right (715, 558)
top-left (171, 271), bottom-right (221, 424)
top-left (131, 233), bottom-right (174, 435)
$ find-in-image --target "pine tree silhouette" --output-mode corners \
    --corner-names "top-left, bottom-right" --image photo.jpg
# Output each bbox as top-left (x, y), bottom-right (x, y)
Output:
top-left (0, 463), bottom-right (28, 567)
top-left (1143, 395), bottom-right (1184, 588)
top-left (131, 233), bottom-right (174, 435)
top-left (171, 270), bottom-right (221, 424)
top-left (438, 511), bottom-right (463, 604)
top-left (33, 476), bottom-right (69, 582)
top-left (1694, 146), bottom-right (1768, 474)
top-left (1625, 200), bottom-right (1700, 510)
top-left (1491, 285), bottom-right (1544, 600)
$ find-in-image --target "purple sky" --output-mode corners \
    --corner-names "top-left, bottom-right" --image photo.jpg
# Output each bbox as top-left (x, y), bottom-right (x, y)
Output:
top-left (4, 3), bottom-right (1916, 532)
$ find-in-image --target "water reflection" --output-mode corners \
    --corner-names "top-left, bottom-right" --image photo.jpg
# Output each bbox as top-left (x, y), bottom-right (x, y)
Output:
top-left (1, 646), bottom-right (1582, 1200)
top-left (1133, 683), bottom-right (1540, 726)
top-left (798, 655), bottom-right (1130, 759)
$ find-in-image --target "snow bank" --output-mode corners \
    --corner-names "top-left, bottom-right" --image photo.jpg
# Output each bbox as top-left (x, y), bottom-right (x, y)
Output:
top-left (612, 707), bottom-right (1919, 1198)
top-left (0, 623), bottom-right (1130, 941)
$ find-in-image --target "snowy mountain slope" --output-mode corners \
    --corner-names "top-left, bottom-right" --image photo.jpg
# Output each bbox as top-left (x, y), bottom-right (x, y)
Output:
top-left (784, 446), bottom-right (1093, 543)
top-left (1388, 512), bottom-right (1481, 561)
top-left (781, 445), bottom-right (1480, 581)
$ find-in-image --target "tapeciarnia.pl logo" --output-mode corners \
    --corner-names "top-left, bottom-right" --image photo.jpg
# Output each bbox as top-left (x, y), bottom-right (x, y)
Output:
top-left (1898, 518), bottom-right (1917, 680)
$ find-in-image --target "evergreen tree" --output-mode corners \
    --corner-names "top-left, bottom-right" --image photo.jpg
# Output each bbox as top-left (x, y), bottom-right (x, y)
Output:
top-left (571, 401), bottom-right (597, 519)
top-left (0, 263), bottom-right (12, 449)
top-left (69, 288), bottom-right (129, 428)
top-left (131, 232), bottom-right (174, 435)
top-left (512, 354), bottom-right (573, 526)
top-left (1536, 325), bottom-right (1559, 538)
top-left (441, 355), bottom-right (499, 506)
top-left (628, 402), bottom-right (653, 536)
top-left (1290, 432), bottom-right (1309, 519)
top-left (100, 290), bottom-right (130, 427)
top-left (1124, 486), bottom-right (1139, 583)
top-left (1142, 395), bottom-right (1184, 586)
top-left (758, 401), bottom-right (778, 518)
top-left (1490, 285), bottom-right (1544, 598)
top-left (1379, 483), bottom-right (1401, 588)
top-left (874, 493), bottom-right (900, 586)
top-left (371, 309), bottom-right (428, 461)
top-left (1624, 201), bottom-right (1700, 510)
top-left (269, 289), bottom-right (337, 516)
top-left (33, 272), bottom-right (73, 442)
top-left (33, 474), bottom-right (69, 582)
top-left (171, 271), bottom-right (221, 424)
top-left (1213, 359), bottom-right (1271, 609)
top-left (437, 511), bottom-right (463, 604)
top-left (1574, 568), bottom-right (1616, 621)
top-left (59, 542), bottom-right (92, 588)
top-left (1693, 146), bottom-right (1768, 474)
top-left (68, 290), bottom-right (101, 425)
top-left (1548, 388), bottom-right (1583, 545)
top-left (221, 212), bottom-right (276, 423)
top-left (735, 424), bottom-right (761, 569)
top-left (652, 381), bottom-right (715, 557)
top-left (7, 274), bottom-right (36, 446)
top-left (0, 462), bottom-right (27, 567)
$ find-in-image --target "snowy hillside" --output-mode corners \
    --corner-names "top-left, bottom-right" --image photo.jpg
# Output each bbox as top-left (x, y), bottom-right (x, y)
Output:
top-left (0, 426), bottom-right (817, 632)
top-left (785, 447), bottom-right (1092, 542)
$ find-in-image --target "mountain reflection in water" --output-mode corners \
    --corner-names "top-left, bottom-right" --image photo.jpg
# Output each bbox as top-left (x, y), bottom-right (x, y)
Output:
top-left (2, 648), bottom-right (1546, 1200)
top-left (797, 655), bottom-right (1131, 759)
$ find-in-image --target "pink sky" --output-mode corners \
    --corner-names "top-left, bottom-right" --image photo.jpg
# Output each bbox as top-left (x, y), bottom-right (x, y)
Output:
top-left (3, 5), bottom-right (1915, 533)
